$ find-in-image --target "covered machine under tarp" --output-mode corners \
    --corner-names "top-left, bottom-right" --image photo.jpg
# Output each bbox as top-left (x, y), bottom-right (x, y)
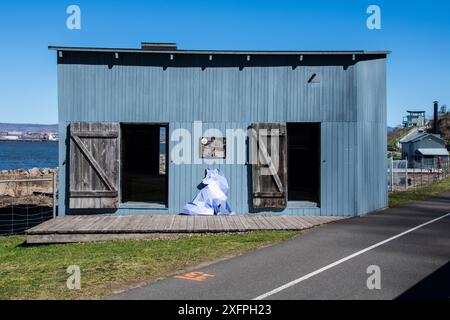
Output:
top-left (182, 169), bottom-right (234, 215)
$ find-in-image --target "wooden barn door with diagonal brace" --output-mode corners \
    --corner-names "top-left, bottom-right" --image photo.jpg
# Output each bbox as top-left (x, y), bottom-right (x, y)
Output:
top-left (250, 123), bottom-right (288, 209)
top-left (69, 122), bottom-right (120, 209)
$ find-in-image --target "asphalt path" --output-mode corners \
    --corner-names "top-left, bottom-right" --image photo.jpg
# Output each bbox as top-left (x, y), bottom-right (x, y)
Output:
top-left (109, 192), bottom-right (450, 300)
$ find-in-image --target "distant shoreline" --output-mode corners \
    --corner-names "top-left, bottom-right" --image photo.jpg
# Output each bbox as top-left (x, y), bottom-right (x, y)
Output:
top-left (0, 139), bottom-right (58, 142)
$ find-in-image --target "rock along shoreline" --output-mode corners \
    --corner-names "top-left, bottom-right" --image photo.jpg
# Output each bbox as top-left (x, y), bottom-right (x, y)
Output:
top-left (0, 168), bottom-right (58, 208)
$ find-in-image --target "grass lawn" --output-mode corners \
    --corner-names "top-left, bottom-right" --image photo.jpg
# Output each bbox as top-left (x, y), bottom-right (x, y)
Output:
top-left (389, 176), bottom-right (450, 207)
top-left (0, 231), bottom-right (298, 300)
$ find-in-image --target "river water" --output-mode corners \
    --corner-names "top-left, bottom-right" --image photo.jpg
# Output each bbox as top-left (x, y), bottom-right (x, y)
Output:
top-left (0, 141), bottom-right (58, 170)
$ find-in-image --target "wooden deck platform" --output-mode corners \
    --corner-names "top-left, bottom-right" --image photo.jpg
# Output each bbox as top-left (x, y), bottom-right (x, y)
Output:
top-left (26, 215), bottom-right (347, 244)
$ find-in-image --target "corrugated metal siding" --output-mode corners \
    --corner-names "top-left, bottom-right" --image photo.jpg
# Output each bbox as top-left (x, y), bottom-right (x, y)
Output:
top-left (166, 121), bottom-right (357, 216)
top-left (58, 121), bottom-right (359, 216)
top-left (58, 64), bottom-right (357, 123)
top-left (355, 59), bottom-right (388, 215)
top-left (320, 122), bottom-right (357, 216)
top-left (57, 57), bottom-right (387, 216)
top-left (168, 122), bottom-right (249, 214)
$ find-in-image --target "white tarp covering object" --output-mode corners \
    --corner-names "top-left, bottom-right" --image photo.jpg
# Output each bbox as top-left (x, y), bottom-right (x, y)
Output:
top-left (182, 169), bottom-right (235, 216)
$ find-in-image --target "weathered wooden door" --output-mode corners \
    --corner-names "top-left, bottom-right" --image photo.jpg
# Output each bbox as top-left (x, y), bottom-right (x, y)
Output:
top-left (250, 123), bottom-right (288, 209)
top-left (69, 123), bottom-right (120, 209)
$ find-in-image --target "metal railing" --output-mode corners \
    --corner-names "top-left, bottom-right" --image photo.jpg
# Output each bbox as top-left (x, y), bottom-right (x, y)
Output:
top-left (0, 171), bottom-right (58, 235)
top-left (388, 158), bottom-right (450, 192)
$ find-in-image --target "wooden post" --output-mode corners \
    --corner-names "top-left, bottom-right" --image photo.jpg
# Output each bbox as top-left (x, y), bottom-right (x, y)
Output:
top-left (53, 170), bottom-right (57, 218)
top-left (405, 160), bottom-right (408, 190)
top-left (391, 156), bottom-right (394, 191)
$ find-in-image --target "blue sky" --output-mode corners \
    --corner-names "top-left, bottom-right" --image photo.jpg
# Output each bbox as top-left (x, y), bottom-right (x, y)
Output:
top-left (0, 0), bottom-right (449, 126)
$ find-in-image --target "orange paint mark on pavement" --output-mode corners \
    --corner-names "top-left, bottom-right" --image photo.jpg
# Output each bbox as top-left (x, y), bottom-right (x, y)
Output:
top-left (174, 272), bottom-right (215, 282)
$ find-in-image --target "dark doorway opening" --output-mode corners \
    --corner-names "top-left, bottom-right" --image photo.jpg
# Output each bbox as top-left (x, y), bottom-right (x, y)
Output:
top-left (121, 124), bottom-right (168, 205)
top-left (287, 123), bottom-right (320, 204)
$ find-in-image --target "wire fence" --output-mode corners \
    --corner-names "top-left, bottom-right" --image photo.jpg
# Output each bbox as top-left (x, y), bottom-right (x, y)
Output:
top-left (388, 158), bottom-right (450, 192)
top-left (0, 172), bottom-right (58, 236)
top-left (2, 160), bottom-right (448, 234)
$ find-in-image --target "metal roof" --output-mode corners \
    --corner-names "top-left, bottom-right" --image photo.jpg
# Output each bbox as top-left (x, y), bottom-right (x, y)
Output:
top-left (401, 132), bottom-right (428, 143)
top-left (416, 148), bottom-right (449, 156)
top-left (48, 46), bottom-right (391, 56)
top-left (401, 132), bottom-right (446, 144)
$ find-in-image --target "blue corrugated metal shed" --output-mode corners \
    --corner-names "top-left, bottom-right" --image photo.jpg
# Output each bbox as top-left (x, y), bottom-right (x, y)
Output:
top-left (51, 44), bottom-right (389, 217)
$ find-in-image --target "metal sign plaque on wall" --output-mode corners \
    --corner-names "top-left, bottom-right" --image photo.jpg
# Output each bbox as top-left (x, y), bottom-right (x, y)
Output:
top-left (200, 137), bottom-right (226, 159)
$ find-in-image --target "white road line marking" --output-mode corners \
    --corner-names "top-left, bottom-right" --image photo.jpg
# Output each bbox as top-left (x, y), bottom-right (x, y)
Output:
top-left (253, 212), bottom-right (450, 300)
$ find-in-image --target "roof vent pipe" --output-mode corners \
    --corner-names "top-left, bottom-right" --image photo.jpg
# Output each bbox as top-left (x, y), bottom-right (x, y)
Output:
top-left (433, 100), bottom-right (440, 135)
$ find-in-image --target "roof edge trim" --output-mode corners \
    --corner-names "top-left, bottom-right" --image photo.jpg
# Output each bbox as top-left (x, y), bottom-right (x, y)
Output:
top-left (48, 46), bottom-right (391, 55)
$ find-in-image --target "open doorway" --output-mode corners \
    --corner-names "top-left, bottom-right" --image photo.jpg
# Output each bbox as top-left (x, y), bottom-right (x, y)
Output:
top-left (121, 124), bottom-right (168, 205)
top-left (287, 123), bottom-right (320, 205)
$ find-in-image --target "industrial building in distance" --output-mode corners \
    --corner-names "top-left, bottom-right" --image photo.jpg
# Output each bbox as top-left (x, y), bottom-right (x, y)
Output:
top-left (0, 123), bottom-right (59, 141)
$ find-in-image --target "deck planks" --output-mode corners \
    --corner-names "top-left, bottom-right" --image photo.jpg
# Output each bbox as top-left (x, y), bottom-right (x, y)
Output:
top-left (26, 214), bottom-right (347, 244)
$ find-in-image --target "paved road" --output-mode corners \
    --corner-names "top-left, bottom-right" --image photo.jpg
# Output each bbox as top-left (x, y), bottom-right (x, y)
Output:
top-left (110, 193), bottom-right (450, 300)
